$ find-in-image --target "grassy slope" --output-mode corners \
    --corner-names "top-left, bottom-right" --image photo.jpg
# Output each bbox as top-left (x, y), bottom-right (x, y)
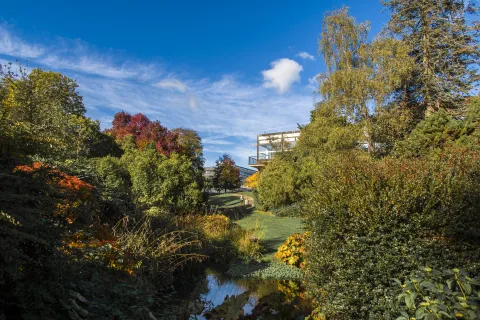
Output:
top-left (208, 193), bottom-right (242, 207)
top-left (236, 210), bottom-right (304, 260)
top-left (209, 192), bottom-right (304, 260)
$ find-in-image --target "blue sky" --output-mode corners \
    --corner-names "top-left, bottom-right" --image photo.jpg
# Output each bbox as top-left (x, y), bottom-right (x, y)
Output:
top-left (0, 0), bottom-right (388, 167)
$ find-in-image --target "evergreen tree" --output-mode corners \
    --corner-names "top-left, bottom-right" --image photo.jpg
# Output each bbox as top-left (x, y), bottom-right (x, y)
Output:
top-left (383, 0), bottom-right (479, 113)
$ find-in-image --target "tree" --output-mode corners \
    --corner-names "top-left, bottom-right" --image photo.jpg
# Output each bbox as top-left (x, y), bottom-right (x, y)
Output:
top-left (244, 171), bottom-right (259, 189)
top-left (172, 128), bottom-right (205, 172)
top-left (317, 7), bottom-right (414, 155)
top-left (125, 147), bottom-right (203, 213)
top-left (108, 112), bottom-right (181, 156)
top-left (395, 94), bottom-right (480, 157)
top-left (383, 0), bottom-right (479, 113)
top-left (213, 154), bottom-right (240, 193)
top-left (0, 67), bottom-right (90, 160)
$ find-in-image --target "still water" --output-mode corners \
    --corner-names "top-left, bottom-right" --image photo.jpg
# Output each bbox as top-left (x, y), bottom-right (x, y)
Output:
top-left (172, 266), bottom-right (311, 320)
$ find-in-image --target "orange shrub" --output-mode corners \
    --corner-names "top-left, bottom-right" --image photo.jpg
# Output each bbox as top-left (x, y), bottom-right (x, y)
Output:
top-left (14, 162), bottom-right (96, 223)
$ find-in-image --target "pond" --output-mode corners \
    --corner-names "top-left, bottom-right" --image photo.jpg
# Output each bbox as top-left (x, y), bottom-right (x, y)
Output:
top-left (171, 265), bottom-right (311, 320)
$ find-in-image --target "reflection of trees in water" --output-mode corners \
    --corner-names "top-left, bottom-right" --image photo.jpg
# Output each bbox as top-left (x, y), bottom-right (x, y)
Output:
top-left (173, 267), bottom-right (311, 319)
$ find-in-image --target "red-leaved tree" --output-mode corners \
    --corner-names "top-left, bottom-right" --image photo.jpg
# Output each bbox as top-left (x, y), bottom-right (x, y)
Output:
top-left (107, 112), bottom-right (181, 156)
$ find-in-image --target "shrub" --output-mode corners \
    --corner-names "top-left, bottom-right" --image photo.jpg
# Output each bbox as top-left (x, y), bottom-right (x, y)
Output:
top-left (252, 189), bottom-right (266, 211)
top-left (176, 214), bottom-right (264, 262)
top-left (270, 203), bottom-right (302, 217)
top-left (396, 267), bottom-right (480, 320)
top-left (304, 149), bottom-right (480, 319)
top-left (275, 232), bottom-right (309, 268)
top-left (257, 155), bottom-right (299, 210)
top-left (13, 162), bottom-right (96, 224)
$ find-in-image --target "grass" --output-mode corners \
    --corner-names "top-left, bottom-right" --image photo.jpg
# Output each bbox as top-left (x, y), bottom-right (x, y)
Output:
top-left (209, 192), bottom-right (304, 261)
top-left (208, 193), bottom-right (242, 207)
top-left (236, 210), bottom-right (303, 260)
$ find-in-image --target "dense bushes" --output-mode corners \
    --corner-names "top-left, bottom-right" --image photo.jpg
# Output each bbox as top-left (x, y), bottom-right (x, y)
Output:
top-left (270, 203), bottom-right (302, 217)
top-left (304, 148), bottom-right (480, 319)
top-left (0, 65), bottom-right (211, 319)
top-left (177, 214), bottom-right (264, 262)
top-left (396, 267), bottom-right (480, 320)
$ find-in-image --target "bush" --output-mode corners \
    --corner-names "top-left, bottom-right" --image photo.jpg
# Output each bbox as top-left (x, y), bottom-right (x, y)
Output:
top-left (275, 232), bottom-right (309, 268)
top-left (176, 214), bottom-right (264, 262)
top-left (304, 149), bottom-right (480, 319)
top-left (270, 203), bottom-right (302, 217)
top-left (257, 155), bottom-right (299, 210)
top-left (252, 189), bottom-right (266, 211)
top-left (396, 267), bottom-right (480, 320)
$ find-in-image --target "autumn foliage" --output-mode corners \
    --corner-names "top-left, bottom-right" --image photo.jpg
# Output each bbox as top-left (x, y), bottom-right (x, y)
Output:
top-left (245, 171), bottom-right (259, 189)
top-left (14, 162), bottom-right (95, 224)
top-left (107, 112), bottom-right (181, 156)
top-left (275, 232), bottom-right (309, 268)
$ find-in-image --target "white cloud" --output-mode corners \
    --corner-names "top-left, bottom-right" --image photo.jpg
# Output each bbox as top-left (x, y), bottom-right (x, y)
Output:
top-left (0, 26), bottom-right (44, 58)
top-left (40, 55), bottom-right (139, 79)
top-left (297, 51), bottom-right (316, 60)
top-left (153, 79), bottom-right (188, 92)
top-left (262, 58), bottom-right (303, 93)
top-left (0, 26), bottom-right (160, 80)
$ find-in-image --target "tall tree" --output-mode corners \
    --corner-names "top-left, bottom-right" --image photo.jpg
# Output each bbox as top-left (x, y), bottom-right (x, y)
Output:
top-left (0, 67), bottom-right (89, 159)
top-left (317, 7), bottom-right (414, 155)
top-left (213, 154), bottom-right (240, 193)
top-left (383, 0), bottom-right (479, 113)
top-left (172, 128), bottom-right (205, 171)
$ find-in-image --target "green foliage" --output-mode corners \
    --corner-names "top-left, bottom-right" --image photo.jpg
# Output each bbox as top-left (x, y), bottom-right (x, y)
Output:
top-left (257, 155), bottom-right (299, 210)
top-left (126, 148), bottom-right (203, 213)
top-left (383, 0), bottom-right (479, 112)
top-left (269, 203), bottom-right (302, 217)
top-left (252, 189), bottom-right (265, 211)
top-left (395, 267), bottom-right (480, 320)
top-left (0, 66), bottom-right (120, 162)
top-left (227, 261), bottom-right (304, 280)
top-left (298, 105), bottom-right (360, 154)
top-left (396, 99), bottom-right (480, 157)
top-left (213, 154), bottom-right (241, 192)
top-left (317, 7), bottom-right (415, 154)
top-left (303, 149), bottom-right (480, 319)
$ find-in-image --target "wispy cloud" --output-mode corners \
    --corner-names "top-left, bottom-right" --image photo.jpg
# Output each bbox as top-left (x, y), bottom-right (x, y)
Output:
top-left (40, 55), bottom-right (141, 79)
top-left (0, 26), bottom-right (314, 167)
top-left (153, 79), bottom-right (188, 92)
top-left (262, 58), bottom-right (303, 93)
top-left (296, 51), bottom-right (316, 60)
top-left (0, 25), bottom-right (44, 58)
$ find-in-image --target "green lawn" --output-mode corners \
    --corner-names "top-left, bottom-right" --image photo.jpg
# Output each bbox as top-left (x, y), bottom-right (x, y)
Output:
top-left (209, 192), bottom-right (304, 260)
top-left (236, 210), bottom-right (304, 260)
top-left (208, 193), bottom-right (242, 207)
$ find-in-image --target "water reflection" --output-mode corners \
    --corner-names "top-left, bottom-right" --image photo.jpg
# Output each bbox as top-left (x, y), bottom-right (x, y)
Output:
top-left (174, 267), bottom-right (310, 320)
